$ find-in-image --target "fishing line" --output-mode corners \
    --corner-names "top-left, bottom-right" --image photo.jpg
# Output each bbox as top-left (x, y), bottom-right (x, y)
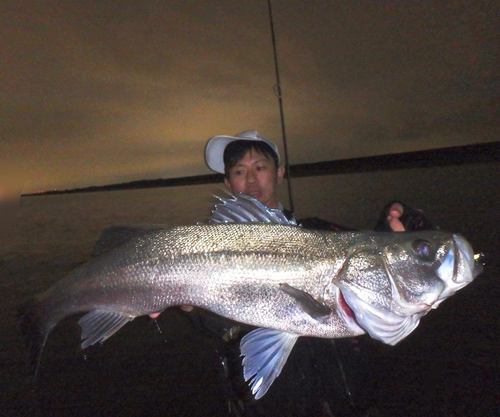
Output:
top-left (267, 0), bottom-right (295, 214)
top-left (267, 2), bottom-right (358, 412)
top-left (152, 319), bottom-right (168, 344)
top-left (331, 339), bottom-right (358, 412)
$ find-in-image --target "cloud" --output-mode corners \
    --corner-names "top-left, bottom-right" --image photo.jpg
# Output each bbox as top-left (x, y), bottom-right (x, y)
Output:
top-left (2, 1), bottom-right (498, 192)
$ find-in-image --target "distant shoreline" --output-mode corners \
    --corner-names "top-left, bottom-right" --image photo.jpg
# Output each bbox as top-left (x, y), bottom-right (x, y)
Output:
top-left (24, 141), bottom-right (499, 197)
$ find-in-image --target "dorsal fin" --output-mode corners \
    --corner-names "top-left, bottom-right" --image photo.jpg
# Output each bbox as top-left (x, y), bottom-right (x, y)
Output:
top-left (91, 225), bottom-right (164, 257)
top-left (206, 193), bottom-right (296, 226)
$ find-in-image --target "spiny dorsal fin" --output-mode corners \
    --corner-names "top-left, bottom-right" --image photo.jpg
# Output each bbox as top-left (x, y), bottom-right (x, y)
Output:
top-left (91, 225), bottom-right (165, 257)
top-left (207, 193), bottom-right (296, 226)
top-left (78, 310), bottom-right (135, 348)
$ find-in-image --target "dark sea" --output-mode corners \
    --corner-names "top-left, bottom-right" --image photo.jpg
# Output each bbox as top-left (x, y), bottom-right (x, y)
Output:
top-left (1, 161), bottom-right (499, 417)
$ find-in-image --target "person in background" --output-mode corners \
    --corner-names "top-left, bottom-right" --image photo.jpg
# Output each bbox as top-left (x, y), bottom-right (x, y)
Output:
top-left (204, 130), bottom-right (407, 231)
top-left (205, 130), bottom-right (289, 216)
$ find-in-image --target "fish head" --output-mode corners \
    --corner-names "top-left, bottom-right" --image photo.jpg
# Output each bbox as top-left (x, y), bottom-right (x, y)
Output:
top-left (335, 231), bottom-right (482, 345)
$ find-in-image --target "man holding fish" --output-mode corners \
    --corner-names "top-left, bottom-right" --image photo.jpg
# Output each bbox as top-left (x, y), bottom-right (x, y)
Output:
top-left (154, 130), bottom-right (425, 415)
top-left (204, 129), bottom-right (407, 231)
top-left (20, 128), bottom-right (481, 413)
top-left (150, 130), bottom-right (409, 320)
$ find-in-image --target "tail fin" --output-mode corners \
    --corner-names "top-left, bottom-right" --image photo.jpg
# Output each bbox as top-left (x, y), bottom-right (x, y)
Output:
top-left (18, 300), bottom-right (50, 380)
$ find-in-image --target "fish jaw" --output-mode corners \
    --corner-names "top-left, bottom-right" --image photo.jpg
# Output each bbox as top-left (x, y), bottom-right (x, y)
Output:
top-left (339, 286), bottom-right (425, 345)
top-left (431, 234), bottom-right (481, 308)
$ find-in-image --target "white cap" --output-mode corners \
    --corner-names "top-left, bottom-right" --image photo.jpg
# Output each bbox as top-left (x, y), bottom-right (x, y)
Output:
top-left (205, 130), bottom-right (280, 174)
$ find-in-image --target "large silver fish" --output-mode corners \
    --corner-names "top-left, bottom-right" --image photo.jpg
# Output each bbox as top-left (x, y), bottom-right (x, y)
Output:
top-left (19, 194), bottom-right (482, 399)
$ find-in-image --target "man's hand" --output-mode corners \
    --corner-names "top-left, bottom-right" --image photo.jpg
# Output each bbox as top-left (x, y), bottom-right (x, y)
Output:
top-left (387, 202), bottom-right (405, 232)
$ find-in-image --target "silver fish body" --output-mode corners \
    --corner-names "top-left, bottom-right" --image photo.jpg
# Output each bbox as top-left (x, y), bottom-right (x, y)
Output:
top-left (19, 196), bottom-right (482, 398)
top-left (36, 225), bottom-right (371, 339)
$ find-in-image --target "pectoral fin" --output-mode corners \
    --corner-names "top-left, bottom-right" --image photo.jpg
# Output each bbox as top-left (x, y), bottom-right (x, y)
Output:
top-left (280, 283), bottom-right (332, 318)
top-left (78, 310), bottom-right (135, 349)
top-left (240, 328), bottom-right (299, 399)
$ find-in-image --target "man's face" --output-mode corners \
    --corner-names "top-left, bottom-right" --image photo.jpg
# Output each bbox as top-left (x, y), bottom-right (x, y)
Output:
top-left (224, 150), bottom-right (285, 209)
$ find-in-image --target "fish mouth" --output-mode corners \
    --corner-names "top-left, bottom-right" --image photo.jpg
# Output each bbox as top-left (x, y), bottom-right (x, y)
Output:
top-left (335, 288), bottom-right (364, 334)
top-left (432, 235), bottom-right (480, 308)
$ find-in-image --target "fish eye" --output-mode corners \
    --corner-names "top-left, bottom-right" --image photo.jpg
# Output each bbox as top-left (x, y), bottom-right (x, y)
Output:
top-left (412, 239), bottom-right (435, 260)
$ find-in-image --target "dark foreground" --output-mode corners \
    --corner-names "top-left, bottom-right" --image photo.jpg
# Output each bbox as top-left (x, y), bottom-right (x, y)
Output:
top-left (1, 161), bottom-right (499, 416)
top-left (3, 278), bottom-right (498, 417)
top-left (2, 246), bottom-right (499, 416)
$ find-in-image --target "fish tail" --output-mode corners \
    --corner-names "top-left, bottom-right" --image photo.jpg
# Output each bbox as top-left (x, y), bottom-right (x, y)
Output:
top-left (18, 299), bottom-right (52, 380)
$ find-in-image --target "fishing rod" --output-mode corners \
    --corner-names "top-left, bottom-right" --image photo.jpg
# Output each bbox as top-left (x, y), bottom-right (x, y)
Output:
top-left (267, 0), bottom-right (295, 214)
top-left (267, 2), bottom-right (360, 414)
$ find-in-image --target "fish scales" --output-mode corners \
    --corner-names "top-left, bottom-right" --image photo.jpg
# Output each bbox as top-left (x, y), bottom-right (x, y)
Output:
top-left (19, 193), bottom-right (482, 398)
top-left (37, 224), bottom-right (361, 338)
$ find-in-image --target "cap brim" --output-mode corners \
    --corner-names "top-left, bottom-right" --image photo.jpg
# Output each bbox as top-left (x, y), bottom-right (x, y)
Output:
top-left (205, 136), bottom-right (242, 174)
top-left (205, 132), bottom-right (280, 174)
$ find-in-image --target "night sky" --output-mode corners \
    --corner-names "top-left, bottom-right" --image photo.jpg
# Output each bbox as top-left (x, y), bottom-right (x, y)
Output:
top-left (2, 0), bottom-right (498, 193)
